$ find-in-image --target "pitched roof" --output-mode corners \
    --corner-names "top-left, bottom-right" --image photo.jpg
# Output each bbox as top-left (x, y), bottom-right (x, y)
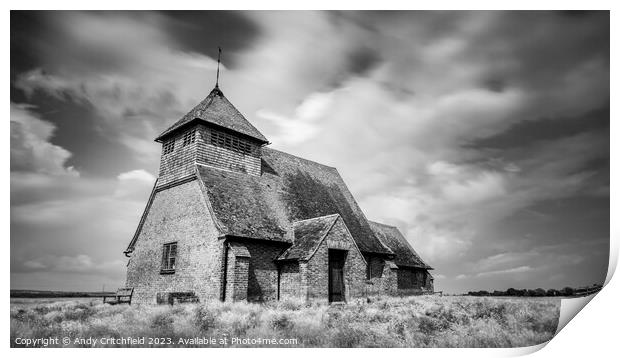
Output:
top-left (277, 215), bottom-right (339, 261)
top-left (155, 87), bottom-right (268, 143)
top-left (196, 148), bottom-right (393, 255)
top-left (369, 221), bottom-right (432, 269)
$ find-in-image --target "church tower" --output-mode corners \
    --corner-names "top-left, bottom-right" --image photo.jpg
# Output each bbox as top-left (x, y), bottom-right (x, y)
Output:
top-left (124, 54), bottom-right (433, 305)
top-left (154, 86), bottom-right (269, 187)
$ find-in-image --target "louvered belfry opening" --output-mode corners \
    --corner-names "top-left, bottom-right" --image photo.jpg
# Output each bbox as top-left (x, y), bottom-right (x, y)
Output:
top-left (155, 86), bottom-right (269, 186)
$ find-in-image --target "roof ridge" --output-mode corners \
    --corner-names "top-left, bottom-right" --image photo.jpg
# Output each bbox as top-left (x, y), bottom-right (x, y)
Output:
top-left (264, 147), bottom-right (337, 170)
top-left (370, 220), bottom-right (433, 269)
top-left (304, 214), bottom-right (344, 261)
top-left (198, 89), bottom-right (218, 114)
top-left (369, 220), bottom-right (398, 228)
top-left (293, 214), bottom-right (340, 224)
top-left (217, 93), bottom-right (268, 142)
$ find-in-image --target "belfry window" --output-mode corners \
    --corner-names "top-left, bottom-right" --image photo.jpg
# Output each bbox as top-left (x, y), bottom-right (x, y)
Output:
top-left (210, 129), bottom-right (254, 155)
top-left (163, 139), bottom-right (175, 155)
top-left (161, 242), bottom-right (177, 273)
top-left (183, 129), bottom-right (196, 146)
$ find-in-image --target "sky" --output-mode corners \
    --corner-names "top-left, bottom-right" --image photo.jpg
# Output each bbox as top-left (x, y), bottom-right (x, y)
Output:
top-left (10, 11), bottom-right (609, 294)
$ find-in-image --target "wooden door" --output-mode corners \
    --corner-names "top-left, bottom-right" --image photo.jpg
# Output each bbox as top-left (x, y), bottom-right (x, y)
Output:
top-left (328, 250), bottom-right (346, 302)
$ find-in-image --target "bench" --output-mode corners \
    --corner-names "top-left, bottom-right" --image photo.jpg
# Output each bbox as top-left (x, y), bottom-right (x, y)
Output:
top-left (156, 291), bottom-right (199, 305)
top-left (103, 287), bottom-right (134, 305)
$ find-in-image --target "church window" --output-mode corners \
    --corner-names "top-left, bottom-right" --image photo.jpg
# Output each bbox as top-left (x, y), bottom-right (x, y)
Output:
top-left (161, 242), bottom-right (177, 273)
top-left (183, 129), bottom-right (196, 146)
top-left (162, 139), bottom-right (175, 155)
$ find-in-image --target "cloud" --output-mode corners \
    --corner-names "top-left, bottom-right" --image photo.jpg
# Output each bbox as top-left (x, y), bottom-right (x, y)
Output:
top-left (256, 91), bottom-right (334, 146)
top-left (255, 13), bottom-right (609, 292)
top-left (476, 265), bottom-right (534, 277)
top-left (114, 169), bottom-right (156, 200)
top-left (10, 11), bottom-right (609, 292)
top-left (14, 12), bottom-right (223, 166)
top-left (474, 252), bottom-right (540, 272)
top-left (11, 166), bottom-right (154, 290)
top-left (10, 103), bottom-right (78, 176)
top-left (118, 169), bottom-right (155, 182)
top-left (12, 169), bottom-right (151, 228)
top-left (22, 254), bottom-right (103, 273)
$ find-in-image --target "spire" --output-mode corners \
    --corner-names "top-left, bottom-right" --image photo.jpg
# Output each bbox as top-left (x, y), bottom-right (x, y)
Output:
top-left (215, 47), bottom-right (222, 88)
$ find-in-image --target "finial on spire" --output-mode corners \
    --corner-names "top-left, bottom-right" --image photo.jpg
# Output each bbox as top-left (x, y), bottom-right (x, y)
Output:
top-left (215, 47), bottom-right (222, 88)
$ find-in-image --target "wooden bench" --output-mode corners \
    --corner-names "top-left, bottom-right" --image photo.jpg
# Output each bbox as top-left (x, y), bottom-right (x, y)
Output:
top-left (156, 291), bottom-right (199, 305)
top-left (103, 287), bottom-right (134, 305)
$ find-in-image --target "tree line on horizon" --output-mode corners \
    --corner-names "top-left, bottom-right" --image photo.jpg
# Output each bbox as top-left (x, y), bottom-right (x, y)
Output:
top-left (466, 283), bottom-right (603, 297)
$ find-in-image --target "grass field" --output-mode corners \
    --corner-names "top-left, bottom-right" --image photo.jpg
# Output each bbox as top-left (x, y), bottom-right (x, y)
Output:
top-left (10, 295), bottom-right (560, 348)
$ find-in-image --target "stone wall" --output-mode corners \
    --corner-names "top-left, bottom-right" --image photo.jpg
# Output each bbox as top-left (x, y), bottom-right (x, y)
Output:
top-left (125, 180), bottom-right (223, 304)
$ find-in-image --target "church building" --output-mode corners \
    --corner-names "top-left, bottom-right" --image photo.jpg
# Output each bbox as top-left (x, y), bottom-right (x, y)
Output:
top-left (124, 83), bottom-right (433, 304)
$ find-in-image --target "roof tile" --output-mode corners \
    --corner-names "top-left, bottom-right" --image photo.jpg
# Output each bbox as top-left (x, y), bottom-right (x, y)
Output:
top-left (156, 87), bottom-right (268, 143)
top-left (277, 215), bottom-right (339, 260)
top-left (196, 148), bottom-right (393, 255)
top-left (369, 221), bottom-right (433, 269)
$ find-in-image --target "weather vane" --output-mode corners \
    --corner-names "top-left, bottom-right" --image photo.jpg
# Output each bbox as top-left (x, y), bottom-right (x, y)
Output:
top-left (215, 47), bottom-right (222, 88)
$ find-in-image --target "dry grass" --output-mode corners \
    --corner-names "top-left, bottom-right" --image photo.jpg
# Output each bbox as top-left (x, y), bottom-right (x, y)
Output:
top-left (10, 295), bottom-right (560, 348)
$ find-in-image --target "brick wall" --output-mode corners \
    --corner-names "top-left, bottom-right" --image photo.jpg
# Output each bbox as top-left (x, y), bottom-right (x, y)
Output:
top-left (426, 272), bottom-right (434, 291)
top-left (224, 248), bottom-right (236, 301)
top-left (397, 268), bottom-right (416, 289)
top-left (305, 218), bottom-right (367, 303)
top-left (382, 262), bottom-right (398, 295)
top-left (363, 256), bottom-right (398, 296)
top-left (278, 261), bottom-right (304, 300)
top-left (367, 255), bottom-right (385, 279)
top-left (125, 180), bottom-right (223, 304)
top-left (224, 248), bottom-right (250, 302)
top-left (397, 267), bottom-right (433, 291)
top-left (224, 240), bottom-right (285, 302)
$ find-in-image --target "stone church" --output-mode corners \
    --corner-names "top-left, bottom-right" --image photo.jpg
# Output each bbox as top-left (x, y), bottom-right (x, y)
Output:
top-left (124, 84), bottom-right (433, 304)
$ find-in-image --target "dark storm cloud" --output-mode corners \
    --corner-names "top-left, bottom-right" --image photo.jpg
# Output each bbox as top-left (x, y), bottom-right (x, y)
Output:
top-left (10, 11), bottom-right (609, 293)
top-left (10, 10), bottom-right (263, 177)
top-left (13, 93), bottom-right (129, 177)
top-left (158, 10), bottom-right (261, 68)
top-left (10, 11), bottom-right (56, 77)
top-left (11, 11), bottom-right (259, 76)
top-left (471, 107), bottom-right (609, 150)
top-left (468, 11), bottom-right (609, 92)
top-left (12, 11), bottom-right (156, 74)
top-left (346, 46), bottom-right (381, 76)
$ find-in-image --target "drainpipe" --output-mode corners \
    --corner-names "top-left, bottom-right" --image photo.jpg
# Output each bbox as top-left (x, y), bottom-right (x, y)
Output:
top-left (220, 239), bottom-right (229, 302)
